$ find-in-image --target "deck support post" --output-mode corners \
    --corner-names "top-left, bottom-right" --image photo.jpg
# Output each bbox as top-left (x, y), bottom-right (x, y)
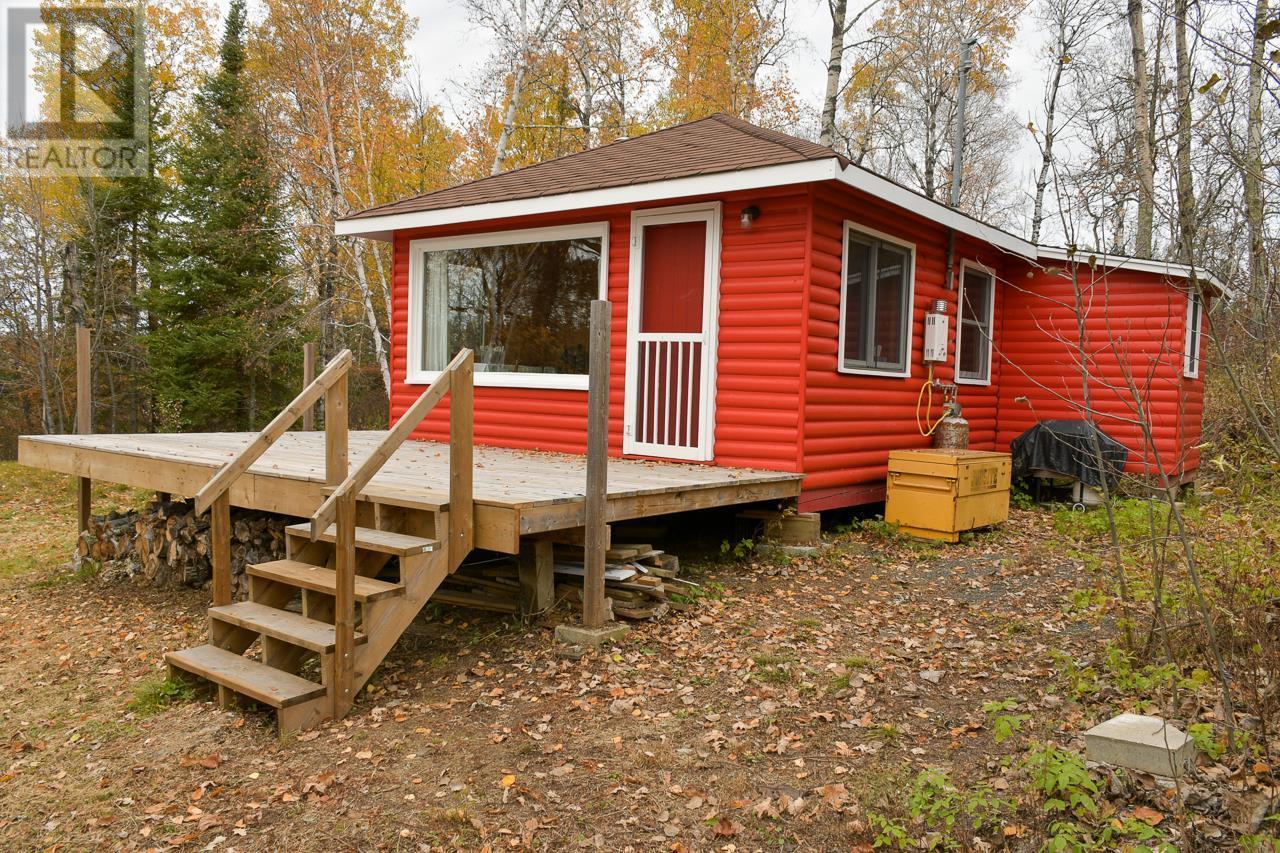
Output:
top-left (302, 342), bottom-right (317, 431)
top-left (333, 492), bottom-right (356, 718)
top-left (75, 324), bottom-right (92, 534)
top-left (582, 300), bottom-right (611, 629)
top-left (519, 538), bottom-right (555, 615)
top-left (211, 492), bottom-right (231, 605)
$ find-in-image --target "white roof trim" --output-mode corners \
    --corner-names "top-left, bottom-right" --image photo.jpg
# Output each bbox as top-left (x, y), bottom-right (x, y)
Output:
top-left (831, 164), bottom-right (1038, 258)
top-left (335, 159), bottom-right (841, 239)
top-left (1036, 246), bottom-right (1229, 296)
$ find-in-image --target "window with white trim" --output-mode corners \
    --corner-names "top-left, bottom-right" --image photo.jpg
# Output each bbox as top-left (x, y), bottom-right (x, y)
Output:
top-left (956, 265), bottom-right (994, 383)
top-left (408, 224), bottom-right (607, 387)
top-left (839, 224), bottom-right (914, 376)
top-left (1184, 288), bottom-right (1203, 378)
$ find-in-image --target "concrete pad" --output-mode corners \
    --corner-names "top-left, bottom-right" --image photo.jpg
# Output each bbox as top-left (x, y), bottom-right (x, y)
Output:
top-left (758, 542), bottom-right (831, 559)
top-left (1084, 713), bottom-right (1196, 777)
top-left (554, 621), bottom-right (630, 649)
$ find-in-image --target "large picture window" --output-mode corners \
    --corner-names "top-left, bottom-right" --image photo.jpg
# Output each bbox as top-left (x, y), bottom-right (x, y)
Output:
top-left (956, 263), bottom-right (994, 384)
top-left (407, 224), bottom-right (608, 389)
top-left (839, 223), bottom-right (914, 376)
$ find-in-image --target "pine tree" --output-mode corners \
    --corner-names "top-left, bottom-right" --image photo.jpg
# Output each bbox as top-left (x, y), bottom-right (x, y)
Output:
top-left (147, 0), bottom-right (295, 430)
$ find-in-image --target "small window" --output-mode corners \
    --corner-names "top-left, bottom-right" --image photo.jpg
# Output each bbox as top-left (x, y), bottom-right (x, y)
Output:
top-left (839, 224), bottom-right (914, 376)
top-left (956, 265), bottom-right (994, 384)
top-left (1184, 288), bottom-right (1203, 378)
top-left (408, 224), bottom-right (607, 388)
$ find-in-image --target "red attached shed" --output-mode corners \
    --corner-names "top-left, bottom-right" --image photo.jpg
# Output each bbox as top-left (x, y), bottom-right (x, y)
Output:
top-left (337, 114), bottom-right (1217, 512)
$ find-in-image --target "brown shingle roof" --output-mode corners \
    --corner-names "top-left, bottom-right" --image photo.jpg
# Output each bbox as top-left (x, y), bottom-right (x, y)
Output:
top-left (341, 113), bottom-right (847, 221)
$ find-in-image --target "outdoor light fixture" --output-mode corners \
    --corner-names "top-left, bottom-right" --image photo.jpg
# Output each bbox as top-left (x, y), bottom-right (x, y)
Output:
top-left (740, 205), bottom-right (760, 229)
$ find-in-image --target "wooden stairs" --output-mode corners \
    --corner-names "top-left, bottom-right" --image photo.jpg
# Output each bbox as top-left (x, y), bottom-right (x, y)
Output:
top-left (167, 515), bottom-right (453, 733)
top-left (164, 348), bottom-right (476, 735)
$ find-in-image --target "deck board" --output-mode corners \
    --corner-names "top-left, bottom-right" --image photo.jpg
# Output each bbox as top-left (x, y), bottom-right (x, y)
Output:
top-left (19, 431), bottom-right (802, 551)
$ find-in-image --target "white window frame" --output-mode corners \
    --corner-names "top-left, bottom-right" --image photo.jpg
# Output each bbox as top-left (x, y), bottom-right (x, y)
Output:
top-left (954, 260), bottom-right (996, 386)
top-left (405, 221), bottom-right (610, 390)
top-left (837, 220), bottom-right (916, 379)
top-left (1183, 287), bottom-right (1203, 378)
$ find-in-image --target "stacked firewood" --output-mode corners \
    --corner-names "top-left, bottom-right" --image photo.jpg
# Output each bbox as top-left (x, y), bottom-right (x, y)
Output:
top-left (74, 498), bottom-right (288, 596)
top-left (436, 543), bottom-right (686, 620)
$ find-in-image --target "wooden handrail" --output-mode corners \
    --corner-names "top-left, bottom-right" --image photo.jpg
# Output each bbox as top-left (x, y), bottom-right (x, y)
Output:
top-left (194, 349), bottom-right (353, 516)
top-left (321, 348), bottom-right (472, 720)
top-left (309, 348), bottom-right (472, 539)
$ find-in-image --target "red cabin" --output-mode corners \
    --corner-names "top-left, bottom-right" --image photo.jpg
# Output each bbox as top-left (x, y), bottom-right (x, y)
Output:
top-left (338, 114), bottom-right (1216, 512)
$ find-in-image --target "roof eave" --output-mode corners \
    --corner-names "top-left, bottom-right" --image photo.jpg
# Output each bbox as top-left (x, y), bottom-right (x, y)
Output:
top-left (831, 165), bottom-right (1039, 259)
top-left (335, 159), bottom-right (842, 240)
top-left (1035, 246), bottom-right (1230, 297)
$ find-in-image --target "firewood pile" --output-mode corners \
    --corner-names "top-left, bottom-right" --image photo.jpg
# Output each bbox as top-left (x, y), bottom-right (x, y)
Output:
top-left (74, 498), bottom-right (288, 596)
top-left (436, 543), bottom-right (688, 620)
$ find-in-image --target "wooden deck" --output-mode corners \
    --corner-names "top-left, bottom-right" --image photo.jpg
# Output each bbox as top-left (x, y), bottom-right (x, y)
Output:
top-left (18, 431), bottom-right (802, 553)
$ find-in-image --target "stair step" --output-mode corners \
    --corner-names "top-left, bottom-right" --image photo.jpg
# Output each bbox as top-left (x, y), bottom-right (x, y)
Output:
top-left (248, 559), bottom-right (404, 602)
top-left (209, 601), bottom-right (367, 653)
top-left (285, 523), bottom-right (438, 557)
top-left (166, 644), bottom-right (325, 709)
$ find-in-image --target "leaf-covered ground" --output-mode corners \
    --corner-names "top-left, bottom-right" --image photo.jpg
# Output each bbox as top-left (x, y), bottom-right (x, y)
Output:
top-left (0, 463), bottom-right (1276, 850)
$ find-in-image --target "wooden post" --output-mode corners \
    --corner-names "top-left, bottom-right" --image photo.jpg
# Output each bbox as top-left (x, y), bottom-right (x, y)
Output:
top-left (333, 492), bottom-right (356, 717)
top-left (76, 325), bottom-right (92, 534)
top-left (211, 492), bottom-right (231, 606)
top-left (448, 350), bottom-right (474, 571)
top-left (519, 539), bottom-right (555, 615)
top-left (324, 372), bottom-right (348, 486)
top-left (302, 342), bottom-right (317, 431)
top-left (582, 300), bottom-right (611, 628)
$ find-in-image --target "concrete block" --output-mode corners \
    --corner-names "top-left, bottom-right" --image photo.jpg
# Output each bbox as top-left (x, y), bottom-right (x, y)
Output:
top-left (1083, 713), bottom-right (1196, 777)
top-left (554, 621), bottom-right (630, 649)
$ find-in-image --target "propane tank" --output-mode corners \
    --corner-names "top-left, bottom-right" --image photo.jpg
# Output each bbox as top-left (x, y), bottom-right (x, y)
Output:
top-left (933, 401), bottom-right (970, 449)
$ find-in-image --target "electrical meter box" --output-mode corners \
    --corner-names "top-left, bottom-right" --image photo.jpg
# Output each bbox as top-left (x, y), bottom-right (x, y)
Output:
top-left (885, 449), bottom-right (1012, 542)
top-left (923, 313), bottom-right (949, 362)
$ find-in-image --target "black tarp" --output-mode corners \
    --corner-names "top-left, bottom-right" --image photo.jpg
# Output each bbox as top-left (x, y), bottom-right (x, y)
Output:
top-left (1009, 420), bottom-right (1128, 490)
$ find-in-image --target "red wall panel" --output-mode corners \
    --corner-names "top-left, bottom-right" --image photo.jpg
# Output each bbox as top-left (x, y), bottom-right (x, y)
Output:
top-left (387, 188), bottom-right (806, 472)
top-left (383, 176), bottom-right (1204, 509)
top-left (799, 182), bottom-right (1009, 509)
top-left (995, 263), bottom-right (1203, 478)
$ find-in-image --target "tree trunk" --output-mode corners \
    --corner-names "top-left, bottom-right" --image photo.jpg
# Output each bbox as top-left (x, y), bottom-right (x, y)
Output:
top-left (492, 65), bottom-right (527, 175)
top-left (820, 0), bottom-right (848, 148)
top-left (1031, 50), bottom-right (1066, 244)
top-left (1128, 0), bottom-right (1155, 258)
top-left (1245, 0), bottom-right (1268, 310)
top-left (352, 240), bottom-right (392, 396)
top-left (1172, 0), bottom-right (1195, 263)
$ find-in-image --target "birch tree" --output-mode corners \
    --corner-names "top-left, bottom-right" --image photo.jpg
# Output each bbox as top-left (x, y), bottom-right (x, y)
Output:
top-left (467, 0), bottom-right (569, 174)
top-left (1128, 0), bottom-right (1157, 257)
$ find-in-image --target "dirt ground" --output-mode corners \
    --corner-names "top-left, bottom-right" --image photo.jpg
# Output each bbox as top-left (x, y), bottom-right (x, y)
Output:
top-left (0, 466), bottom-right (1273, 850)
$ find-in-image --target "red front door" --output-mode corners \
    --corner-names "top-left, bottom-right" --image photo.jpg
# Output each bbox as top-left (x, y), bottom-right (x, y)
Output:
top-left (624, 206), bottom-right (720, 461)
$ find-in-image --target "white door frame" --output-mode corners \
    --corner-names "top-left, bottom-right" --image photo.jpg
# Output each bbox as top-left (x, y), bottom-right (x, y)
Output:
top-left (622, 202), bottom-right (722, 461)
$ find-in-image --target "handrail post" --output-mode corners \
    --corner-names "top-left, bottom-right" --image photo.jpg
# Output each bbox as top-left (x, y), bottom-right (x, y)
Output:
top-left (333, 491), bottom-right (356, 717)
top-left (211, 492), bottom-right (231, 606)
top-left (448, 351), bottom-right (474, 571)
top-left (325, 371), bottom-right (348, 486)
top-left (302, 342), bottom-right (317, 431)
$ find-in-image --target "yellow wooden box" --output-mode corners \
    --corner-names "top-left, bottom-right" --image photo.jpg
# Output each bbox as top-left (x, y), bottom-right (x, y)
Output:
top-left (884, 449), bottom-right (1012, 543)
